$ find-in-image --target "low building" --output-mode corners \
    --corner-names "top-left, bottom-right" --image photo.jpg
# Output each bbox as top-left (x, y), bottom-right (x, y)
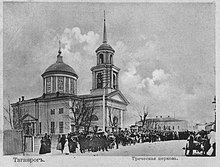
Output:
top-left (143, 116), bottom-right (188, 132)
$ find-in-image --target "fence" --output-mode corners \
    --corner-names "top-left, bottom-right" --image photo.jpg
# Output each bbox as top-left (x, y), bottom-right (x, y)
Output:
top-left (3, 129), bottom-right (23, 155)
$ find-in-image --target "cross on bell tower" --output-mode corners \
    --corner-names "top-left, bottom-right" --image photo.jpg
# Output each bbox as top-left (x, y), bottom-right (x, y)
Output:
top-left (90, 11), bottom-right (120, 95)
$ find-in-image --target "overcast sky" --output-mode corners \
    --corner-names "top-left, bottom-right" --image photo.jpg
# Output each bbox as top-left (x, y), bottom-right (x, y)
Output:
top-left (3, 2), bottom-right (215, 127)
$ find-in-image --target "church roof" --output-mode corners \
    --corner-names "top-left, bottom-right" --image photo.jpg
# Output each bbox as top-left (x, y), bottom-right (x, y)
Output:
top-left (96, 11), bottom-right (115, 53)
top-left (42, 50), bottom-right (78, 78)
top-left (96, 43), bottom-right (115, 53)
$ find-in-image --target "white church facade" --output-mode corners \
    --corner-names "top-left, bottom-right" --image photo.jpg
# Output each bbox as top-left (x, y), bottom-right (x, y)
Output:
top-left (11, 15), bottom-right (129, 136)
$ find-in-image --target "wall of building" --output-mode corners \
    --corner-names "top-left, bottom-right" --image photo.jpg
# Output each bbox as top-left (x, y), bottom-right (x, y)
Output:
top-left (144, 119), bottom-right (188, 132)
top-left (38, 99), bottom-right (70, 135)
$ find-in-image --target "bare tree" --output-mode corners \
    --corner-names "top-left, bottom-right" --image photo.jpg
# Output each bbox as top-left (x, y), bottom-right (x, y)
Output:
top-left (4, 99), bottom-right (14, 129)
top-left (136, 105), bottom-right (149, 129)
top-left (68, 98), bottom-right (96, 133)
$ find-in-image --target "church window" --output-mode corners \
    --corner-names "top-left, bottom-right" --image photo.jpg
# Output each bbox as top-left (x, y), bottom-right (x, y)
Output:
top-left (46, 77), bottom-right (51, 93)
top-left (59, 108), bottom-right (64, 114)
top-left (99, 54), bottom-right (104, 64)
top-left (66, 77), bottom-right (69, 93)
top-left (113, 73), bottom-right (117, 89)
top-left (58, 77), bottom-right (64, 92)
top-left (51, 109), bottom-right (55, 115)
top-left (52, 76), bottom-right (56, 92)
top-left (70, 78), bottom-right (74, 94)
top-left (110, 54), bottom-right (113, 64)
top-left (51, 122), bottom-right (55, 134)
top-left (59, 122), bottom-right (63, 133)
top-left (39, 122), bottom-right (41, 134)
top-left (97, 73), bottom-right (103, 88)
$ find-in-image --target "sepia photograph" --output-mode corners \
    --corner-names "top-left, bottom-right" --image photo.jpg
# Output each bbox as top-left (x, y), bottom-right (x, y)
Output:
top-left (1, 1), bottom-right (217, 164)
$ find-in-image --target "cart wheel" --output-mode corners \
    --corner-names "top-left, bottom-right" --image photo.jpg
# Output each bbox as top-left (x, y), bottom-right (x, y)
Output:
top-left (185, 143), bottom-right (188, 156)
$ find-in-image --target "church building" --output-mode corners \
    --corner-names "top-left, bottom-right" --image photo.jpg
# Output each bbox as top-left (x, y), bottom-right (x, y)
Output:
top-left (11, 14), bottom-right (129, 136)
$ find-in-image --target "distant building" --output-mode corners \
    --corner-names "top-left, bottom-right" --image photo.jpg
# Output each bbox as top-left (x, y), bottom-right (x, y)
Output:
top-left (136, 116), bottom-right (188, 132)
top-left (193, 122), bottom-right (215, 132)
top-left (11, 14), bottom-right (129, 136)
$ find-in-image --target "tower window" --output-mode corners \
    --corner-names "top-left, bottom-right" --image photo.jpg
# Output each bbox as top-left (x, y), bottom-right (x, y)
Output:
top-left (113, 73), bottom-right (117, 89)
top-left (110, 54), bottom-right (113, 64)
top-left (97, 73), bottom-right (103, 88)
top-left (99, 54), bottom-right (104, 64)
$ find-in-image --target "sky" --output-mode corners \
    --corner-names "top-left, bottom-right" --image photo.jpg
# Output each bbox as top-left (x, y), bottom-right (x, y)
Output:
top-left (3, 2), bottom-right (215, 128)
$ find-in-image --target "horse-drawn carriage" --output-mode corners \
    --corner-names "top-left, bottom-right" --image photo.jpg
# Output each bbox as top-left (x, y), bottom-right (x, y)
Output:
top-left (184, 132), bottom-right (210, 156)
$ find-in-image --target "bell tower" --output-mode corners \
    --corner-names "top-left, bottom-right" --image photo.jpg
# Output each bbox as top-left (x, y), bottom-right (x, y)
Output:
top-left (91, 11), bottom-right (120, 95)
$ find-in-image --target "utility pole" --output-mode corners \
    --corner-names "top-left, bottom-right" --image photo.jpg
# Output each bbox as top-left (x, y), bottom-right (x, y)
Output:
top-left (212, 96), bottom-right (216, 131)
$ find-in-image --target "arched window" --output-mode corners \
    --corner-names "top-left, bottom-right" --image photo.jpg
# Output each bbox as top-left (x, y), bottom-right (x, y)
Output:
top-left (110, 54), bottom-right (113, 64)
top-left (113, 73), bottom-right (117, 89)
top-left (97, 73), bottom-right (103, 88)
top-left (99, 54), bottom-right (104, 64)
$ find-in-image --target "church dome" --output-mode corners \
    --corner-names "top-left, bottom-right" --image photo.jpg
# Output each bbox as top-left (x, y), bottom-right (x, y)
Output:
top-left (42, 51), bottom-right (78, 78)
top-left (96, 43), bottom-right (115, 53)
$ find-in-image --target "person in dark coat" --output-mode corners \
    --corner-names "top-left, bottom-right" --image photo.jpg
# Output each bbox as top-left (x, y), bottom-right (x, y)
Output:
top-left (39, 137), bottom-right (47, 154)
top-left (71, 137), bottom-right (78, 153)
top-left (187, 132), bottom-right (195, 156)
top-left (45, 135), bottom-right (51, 153)
top-left (100, 134), bottom-right (108, 151)
top-left (60, 134), bottom-right (66, 154)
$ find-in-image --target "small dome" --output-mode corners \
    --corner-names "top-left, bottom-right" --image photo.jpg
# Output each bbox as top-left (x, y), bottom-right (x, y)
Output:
top-left (96, 43), bottom-right (115, 53)
top-left (42, 55), bottom-right (78, 78)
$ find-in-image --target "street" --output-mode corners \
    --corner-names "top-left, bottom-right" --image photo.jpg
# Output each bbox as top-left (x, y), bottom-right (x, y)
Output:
top-left (22, 140), bottom-right (187, 156)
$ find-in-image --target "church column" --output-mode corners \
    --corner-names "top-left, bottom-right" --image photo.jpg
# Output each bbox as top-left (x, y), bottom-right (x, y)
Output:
top-left (43, 78), bottom-right (45, 93)
top-left (117, 73), bottom-right (119, 90)
top-left (92, 72), bottom-right (95, 89)
top-left (106, 107), bottom-right (109, 128)
top-left (51, 76), bottom-right (53, 93)
top-left (44, 78), bottom-right (47, 93)
top-left (69, 99), bottom-right (72, 132)
top-left (120, 110), bottom-right (123, 129)
top-left (97, 55), bottom-right (99, 65)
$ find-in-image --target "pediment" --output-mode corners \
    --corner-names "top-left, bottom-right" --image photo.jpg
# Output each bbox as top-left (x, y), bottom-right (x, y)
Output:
top-left (22, 114), bottom-right (38, 122)
top-left (107, 90), bottom-right (129, 105)
top-left (110, 94), bottom-right (123, 102)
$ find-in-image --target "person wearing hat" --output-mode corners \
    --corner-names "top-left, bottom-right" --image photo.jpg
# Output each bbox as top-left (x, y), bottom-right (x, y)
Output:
top-left (208, 129), bottom-right (215, 156)
top-left (187, 132), bottom-right (195, 156)
top-left (60, 134), bottom-right (66, 154)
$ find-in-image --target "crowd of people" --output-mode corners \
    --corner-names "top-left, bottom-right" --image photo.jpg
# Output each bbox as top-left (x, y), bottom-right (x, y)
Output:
top-left (39, 133), bottom-right (52, 154)
top-left (186, 129), bottom-right (216, 156)
top-left (39, 129), bottom-right (192, 155)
